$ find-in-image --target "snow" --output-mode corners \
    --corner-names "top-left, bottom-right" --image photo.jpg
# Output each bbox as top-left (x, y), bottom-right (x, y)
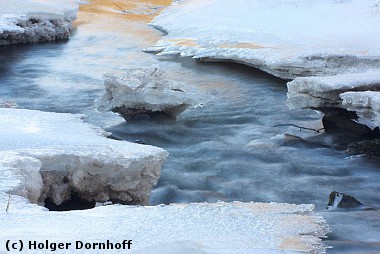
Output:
top-left (0, 108), bottom-right (168, 205)
top-left (146, 0), bottom-right (380, 80)
top-left (0, 201), bottom-right (328, 253)
top-left (96, 67), bottom-right (213, 120)
top-left (0, 0), bottom-right (79, 45)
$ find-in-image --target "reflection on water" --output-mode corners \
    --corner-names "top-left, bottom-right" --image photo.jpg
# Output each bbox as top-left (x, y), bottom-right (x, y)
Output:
top-left (0, 0), bottom-right (379, 252)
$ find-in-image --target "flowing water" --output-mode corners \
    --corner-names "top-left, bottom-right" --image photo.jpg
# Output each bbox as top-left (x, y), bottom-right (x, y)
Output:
top-left (0, 1), bottom-right (379, 252)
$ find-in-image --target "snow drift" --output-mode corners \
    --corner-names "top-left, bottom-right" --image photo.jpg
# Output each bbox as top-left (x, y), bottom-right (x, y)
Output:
top-left (0, 0), bottom-right (79, 45)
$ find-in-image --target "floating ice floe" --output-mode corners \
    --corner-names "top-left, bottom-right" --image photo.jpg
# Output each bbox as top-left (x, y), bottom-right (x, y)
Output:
top-left (0, 108), bottom-right (168, 206)
top-left (96, 67), bottom-right (213, 120)
top-left (0, 0), bottom-right (79, 45)
top-left (146, 0), bottom-right (380, 80)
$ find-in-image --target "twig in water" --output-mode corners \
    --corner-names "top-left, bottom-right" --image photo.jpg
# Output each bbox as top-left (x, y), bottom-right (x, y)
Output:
top-left (112, 0), bottom-right (127, 14)
top-left (6, 194), bottom-right (10, 212)
top-left (145, 1), bottom-right (153, 14)
top-left (274, 124), bottom-right (324, 133)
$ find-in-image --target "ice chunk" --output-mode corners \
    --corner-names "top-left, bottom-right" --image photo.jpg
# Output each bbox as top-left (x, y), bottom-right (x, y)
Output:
top-left (0, 99), bottom-right (18, 108)
top-left (0, 108), bottom-right (168, 206)
top-left (147, 0), bottom-right (380, 80)
top-left (0, 0), bottom-right (79, 45)
top-left (341, 91), bottom-right (380, 126)
top-left (96, 67), bottom-right (213, 120)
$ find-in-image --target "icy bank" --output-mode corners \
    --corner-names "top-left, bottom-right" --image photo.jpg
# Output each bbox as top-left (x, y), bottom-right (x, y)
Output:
top-left (287, 70), bottom-right (380, 127)
top-left (0, 108), bottom-right (168, 206)
top-left (0, 201), bottom-right (328, 253)
top-left (0, 0), bottom-right (79, 45)
top-left (96, 67), bottom-right (212, 120)
top-left (146, 0), bottom-right (380, 80)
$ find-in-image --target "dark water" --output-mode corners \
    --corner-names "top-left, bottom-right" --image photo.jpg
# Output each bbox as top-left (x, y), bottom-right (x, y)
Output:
top-left (0, 3), bottom-right (379, 253)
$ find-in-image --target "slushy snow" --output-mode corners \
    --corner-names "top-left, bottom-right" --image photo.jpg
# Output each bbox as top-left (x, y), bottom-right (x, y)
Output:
top-left (96, 67), bottom-right (212, 120)
top-left (0, 108), bottom-right (168, 206)
top-left (0, 0), bottom-right (79, 45)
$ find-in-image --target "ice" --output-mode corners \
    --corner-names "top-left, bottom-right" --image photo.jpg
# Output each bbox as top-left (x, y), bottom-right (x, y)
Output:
top-left (0, 108), bottom-right (168, 206)
top-left (286, 70), bottom-right (380, 125)
top-left (0, 201), bottom-right (328, 253)
top-left (341, 91), bottom-right (380, 126)
top-left (287, 70), bottom-right (380, 109)
top-left (96, 67), bottom-right (213, 120)
top-left (147, 0), bottom-right (380, 126)
top-left (0, 110), bottom-right (328, 253)
top-left (146, 0), bottom-right (380, 80)
top-left (0, 0), bottom-right (79, 45)
top-left (0, 99), bottom-right (18, 108)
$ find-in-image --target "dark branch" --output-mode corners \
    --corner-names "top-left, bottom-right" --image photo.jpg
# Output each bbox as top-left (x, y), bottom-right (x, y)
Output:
top-left (274, 124), bottom-right (324, 133)
top-left (112, 1), bottom-right (127, 14)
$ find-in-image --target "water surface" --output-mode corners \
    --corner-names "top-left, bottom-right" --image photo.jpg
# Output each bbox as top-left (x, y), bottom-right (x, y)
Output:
top-left (0, 1), bottom-right (379, 252)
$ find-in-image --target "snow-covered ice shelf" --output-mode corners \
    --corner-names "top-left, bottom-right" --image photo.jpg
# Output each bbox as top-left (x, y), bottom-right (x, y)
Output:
top-left (146, 0), bottom-right (380, 80)
top-left (0, 0), bottom-right (79, 45)
top-left (0, 201), bottom-right (328, 253)
top-left (287, 70), bottom-right (380, 109)
top-left (0, 108), bottom-right (168, 206)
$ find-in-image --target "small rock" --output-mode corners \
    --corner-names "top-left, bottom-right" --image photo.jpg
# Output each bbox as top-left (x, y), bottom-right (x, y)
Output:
top-left (347, 139), bottom-right (380, 157)
top-left (327, 191), bottom-right (363, 209)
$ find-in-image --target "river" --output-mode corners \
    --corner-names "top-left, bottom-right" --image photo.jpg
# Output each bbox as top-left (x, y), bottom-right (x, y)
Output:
top-left (0, 0), bottom-right (379, 253)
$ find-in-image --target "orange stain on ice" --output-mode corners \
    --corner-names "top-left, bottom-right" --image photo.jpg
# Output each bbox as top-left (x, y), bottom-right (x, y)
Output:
top-left (77, 0), bottom-right (172, 22)
top-left (166, 38), bottom-right (200, 47)
top-left (279, 236), bottom-right (309, 252)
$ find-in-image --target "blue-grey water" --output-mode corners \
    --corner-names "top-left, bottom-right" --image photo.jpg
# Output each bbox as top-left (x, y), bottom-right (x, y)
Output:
top-left (0, 2), bottom-right (379, 253)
